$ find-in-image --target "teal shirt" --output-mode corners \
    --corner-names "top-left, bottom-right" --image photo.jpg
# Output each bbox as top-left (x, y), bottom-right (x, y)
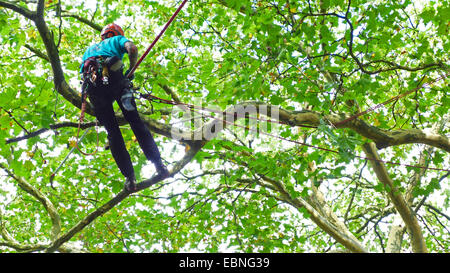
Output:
top-left (80, 35), bottom-right (130, 73)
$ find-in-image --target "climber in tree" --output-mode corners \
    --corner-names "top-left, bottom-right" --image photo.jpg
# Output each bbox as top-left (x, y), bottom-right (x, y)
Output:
top-left (80, 23), bottom-right (169, 192)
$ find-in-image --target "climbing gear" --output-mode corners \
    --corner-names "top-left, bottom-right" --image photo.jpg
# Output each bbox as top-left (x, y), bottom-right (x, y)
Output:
top-left (125, 68), bottom-right (135, 80)
top-left (126, 0), bottom-right (189, 79)
top-left (102, 65), bottom-right (109, 85)
top-left (82, 57), bottom-right (109, 87)
top-left (78, 55), bottom-right (132, 156)
top-left (82, 57), bottom-right (100, 86)
top-left (119, 77), bottom-right (136, 111)
top-left (101, 23), bottom-right (125, 40)
top-left (82, 55), bottom-right (126, 87)
top-left (121, 87), bottom-right (135, 111)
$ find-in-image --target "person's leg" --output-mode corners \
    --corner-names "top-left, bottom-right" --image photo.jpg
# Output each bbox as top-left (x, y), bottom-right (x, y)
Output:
top-left (117, 92), bottom-right (169, 178)
top-left (88, 86), bottom-right (137, 189)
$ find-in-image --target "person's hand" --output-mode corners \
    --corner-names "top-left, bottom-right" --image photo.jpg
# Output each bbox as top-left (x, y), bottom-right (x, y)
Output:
top-left (125, 68), bottom-right (135, 80)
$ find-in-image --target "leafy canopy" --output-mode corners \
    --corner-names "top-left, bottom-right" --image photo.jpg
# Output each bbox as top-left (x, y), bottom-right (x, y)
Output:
top-left (0, 0), bottom-right (448, 253)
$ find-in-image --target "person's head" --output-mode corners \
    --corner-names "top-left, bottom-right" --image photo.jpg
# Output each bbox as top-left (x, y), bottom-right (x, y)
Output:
top-left (101, 23), bottom-right (124, 40)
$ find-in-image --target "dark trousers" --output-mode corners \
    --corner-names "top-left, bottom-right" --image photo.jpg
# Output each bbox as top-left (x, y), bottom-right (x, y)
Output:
top-left (84, 77), bottom-right (161, 179)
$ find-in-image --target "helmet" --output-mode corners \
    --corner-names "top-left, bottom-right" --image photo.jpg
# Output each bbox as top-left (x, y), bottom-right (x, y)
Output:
top-left (101, 23), bottom-right (124, 40)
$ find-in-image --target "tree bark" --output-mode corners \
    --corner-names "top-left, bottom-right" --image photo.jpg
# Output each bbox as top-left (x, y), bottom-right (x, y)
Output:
top-left (362, 143), bottom-right (428, 253)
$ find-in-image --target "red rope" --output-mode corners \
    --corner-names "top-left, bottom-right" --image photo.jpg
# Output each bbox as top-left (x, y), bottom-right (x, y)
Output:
top-left (126, 0), bottom-right (189, 78)
top-left (144, 74), bottom-right (447, 129)
top-left (140, 74), bottom-right (449, 172)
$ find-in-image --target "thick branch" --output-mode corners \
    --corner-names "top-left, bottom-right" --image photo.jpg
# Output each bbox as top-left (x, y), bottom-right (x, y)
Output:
top-left (386, 216), bottom-right (406, 253)
top-left (0, 241), bottom-right (47, 252)
top-left (269, 102), bottom-right (449, 152)
top-left (257, 173), bottom-right (367, 252)
top-left (221, 144), bottom-right (368, 253)
top-left (6, 121), bottom-right (97, 144)
top-left (362, 142), bottom-right (427, 253)
top-left (306, 160), bottom-right (366, 252)
top-left (36, 0), bottom-right (44, 17)
top-left (181, 101), bottom-right (450, 152)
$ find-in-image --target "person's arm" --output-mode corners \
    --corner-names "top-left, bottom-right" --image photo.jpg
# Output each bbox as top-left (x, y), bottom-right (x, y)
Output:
top-left (124, 41), bottom-right (138, 69)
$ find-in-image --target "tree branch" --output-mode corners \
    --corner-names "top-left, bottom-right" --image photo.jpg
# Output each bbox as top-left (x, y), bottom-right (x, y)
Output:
top-left (0, 163), bottom-right (61, 241)
top-left (6, 121), bottom-right (97, 144)
top-left (36, 0), bottom-right (44, 17)
top-left (24, 44), bottom-right (50, 62)
top-left (220, 143), bottom-right (368, 253)
top-left (362, 142), bottom-right (427, 253)
top-left (0, 0), bottom-right (35, 20)
top-left (181, 101), bottom-right (450, 153)
top-left (386, 216), bottom-right (406, 253)
top-left (60, 12), bottom-right (102, 32)
top-left (45, 140), bottom-right (204, 253)
top-left (425, 203), bottom-right (450, 221)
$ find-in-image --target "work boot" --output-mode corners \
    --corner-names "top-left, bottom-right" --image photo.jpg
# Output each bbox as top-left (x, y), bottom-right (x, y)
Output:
top-left (124, 176), bottom-right (137, 192)
top-left (154, 160), bottom-right (169, 179)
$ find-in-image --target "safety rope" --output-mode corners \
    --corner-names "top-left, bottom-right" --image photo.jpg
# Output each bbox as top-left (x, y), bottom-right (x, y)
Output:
top-left (139, 75), bottom-right (449, 172)
top-left (144, 73), bottom-right (447, 127)
top-left (126, 0), bottom-right (189, 79)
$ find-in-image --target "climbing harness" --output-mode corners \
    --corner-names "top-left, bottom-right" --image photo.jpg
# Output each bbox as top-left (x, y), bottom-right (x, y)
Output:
top-left (76, 56), bottom-right (111, 156)
top-left (82, 56), bottom-right (110, 86)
